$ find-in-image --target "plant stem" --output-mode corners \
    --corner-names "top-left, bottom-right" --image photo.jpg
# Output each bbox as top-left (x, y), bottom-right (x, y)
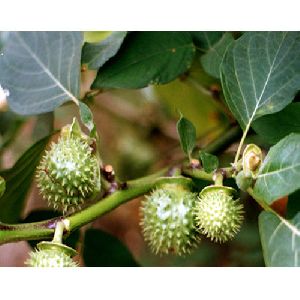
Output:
top-left (0, 176), bottom-right (193, 245)
top-left (0, 124), bottom-right (241, 245)
top-left (233, 122), bottom-right (251, 166)
top-left (247, 187), bottom-right (273, 213)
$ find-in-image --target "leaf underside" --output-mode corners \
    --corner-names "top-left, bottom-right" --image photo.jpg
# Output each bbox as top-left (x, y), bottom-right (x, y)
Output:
top-left (259, 211), bottom-right (300, 267)
top-left (254, 133), bottom-right (300, 204)
top-left (81, 31), bottom-right (127, 69)
top-left (0, 31), bottom-right (83, 115)
top-left (221, 32), bottom-right (300, 130)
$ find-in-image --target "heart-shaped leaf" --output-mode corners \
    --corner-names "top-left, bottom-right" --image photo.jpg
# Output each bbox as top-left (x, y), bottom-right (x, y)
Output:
top-left (0, 134), bottom-right (52, 222)
top-left (259, 211), bottom-right (300, 267)
top-left (221, 32), bottom-right (300, 130)
top-left (254, 133), bottom-right (300, 204)
top-left (0, 32), bottom-right (83, 115)
top-left (92, 32), bottom-right (195, 89)
top-left (81, 31), bottom-right (127, 70)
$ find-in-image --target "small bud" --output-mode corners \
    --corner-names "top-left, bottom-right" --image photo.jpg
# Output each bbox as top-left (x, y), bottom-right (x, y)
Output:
top-left (242, 144), bottom-right (262, 178)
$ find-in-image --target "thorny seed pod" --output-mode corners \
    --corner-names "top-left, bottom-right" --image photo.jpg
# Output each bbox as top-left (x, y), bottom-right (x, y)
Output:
top-left (140, 184), bottom-right (200, 256)
top-left (25, 241), bottom-right (78, 267)
top-left (194, 186), bottom-right (244, 243)
top-left (36, 118), bottom-right (101, 213)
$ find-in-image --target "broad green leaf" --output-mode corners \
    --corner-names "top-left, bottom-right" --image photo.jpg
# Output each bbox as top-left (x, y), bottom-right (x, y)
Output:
top-left (201, 32), bottom-right (234, 78)
top-left (190, 32), bottom-right (223, 50)
top-left (252, 103), bottom-right (300, 144)
top-left (0, 32), bottom-right (83, 115)
top-left (81, 31), bottom-right (127, 70)
top-left (259, 211), bottom-right (300, 267)
top-left (0, 32), bottom-right (8, 50)
top-left (176, 116), bottom-right (196, 157)
top-left (92, 32), bottom-right (195, 89)
top-left (0, 134), bottom-right (52, 222)
top-left (199, 151), bottom-right (219, 173)
top-left (83, 228), bottom-right (139, 267)
top-left (221, 32), bottom-right (300, 130)
top-left (254, 133), bottom-right (300, 204)
top-left (22, 209), bottom-right (80, 250)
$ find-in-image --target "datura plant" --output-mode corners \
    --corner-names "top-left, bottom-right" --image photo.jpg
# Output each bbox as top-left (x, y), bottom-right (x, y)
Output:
top-left (0, 31), bottom-right (300, 267)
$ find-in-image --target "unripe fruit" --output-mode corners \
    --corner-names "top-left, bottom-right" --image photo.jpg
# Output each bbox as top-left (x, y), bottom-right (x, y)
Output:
top-left (25, 241), bottom-right (77, 267)
top-left (36, 119), bottom-right (101, 213)
top-left (140, 184), bottom-right (200, 256)
top-left (194, 186), bottom-right (244, 243)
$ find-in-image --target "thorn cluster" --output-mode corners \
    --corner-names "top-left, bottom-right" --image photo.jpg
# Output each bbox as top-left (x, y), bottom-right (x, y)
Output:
top-left (140, 184), bottom-right (200, 256)
top-left (36, 135), bottom-right (100, 213)
top-left (26, 247), bottom-right (77, 267)
top-left (195, 188), bottom-right (244, 243)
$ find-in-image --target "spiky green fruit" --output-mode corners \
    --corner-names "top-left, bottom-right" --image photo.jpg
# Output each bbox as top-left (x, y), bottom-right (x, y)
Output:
top-left (36, 119), bottom-right (101, 213)
top-left (25, 242), bottom-right (78, 267)
top-left (195, 186), bottom-right (244, 243)
top-left (140, 184), bottom-right (200, 256)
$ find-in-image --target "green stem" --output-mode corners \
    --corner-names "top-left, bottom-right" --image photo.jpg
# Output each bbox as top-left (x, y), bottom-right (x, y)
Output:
top-left (0, 123), bottom-right (241, 245)
top-left (247, 187), bottom-right (274, 213)
top-left (233, 122), bottom-right (251, 166)
top-left (0, 176), bottom-right (193, 245)
top-left (52, 221), bottom-right (65, 244)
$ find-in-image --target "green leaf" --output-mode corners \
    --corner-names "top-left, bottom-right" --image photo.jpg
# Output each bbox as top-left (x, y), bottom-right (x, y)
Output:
top-left (176, 116), bottom-right (196, 157)
top-left (0, 32), bottom-right (8, 50)
top-left (22, 209), bottom-right (80, 250)
top-left (190, 32), bottom-right (224, 50)
top-left (259, 211), bottom-right (300, 267)
top-left (92, 32), bottom-right (195, 89)
top-left (0, 134), bottom-right (52, 222)
top-left (199, 151), bottom-right (219, 173)
top-left (220, 32), bottom-right (300, 130)
top-left (254, 133), bottom-right (300, 204)
top-left (252, 103), bottom-right (300, 144)
top-left (83, 228), bottom-right (139, 267)
top-left (79, 102), bottom-right (95, 131)
top-left (0, 32), bottom-right (83, 115)
top-left (200, 32), bottom-right (234, 78)
top-left (81, 31), bottom-right (127, 70)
